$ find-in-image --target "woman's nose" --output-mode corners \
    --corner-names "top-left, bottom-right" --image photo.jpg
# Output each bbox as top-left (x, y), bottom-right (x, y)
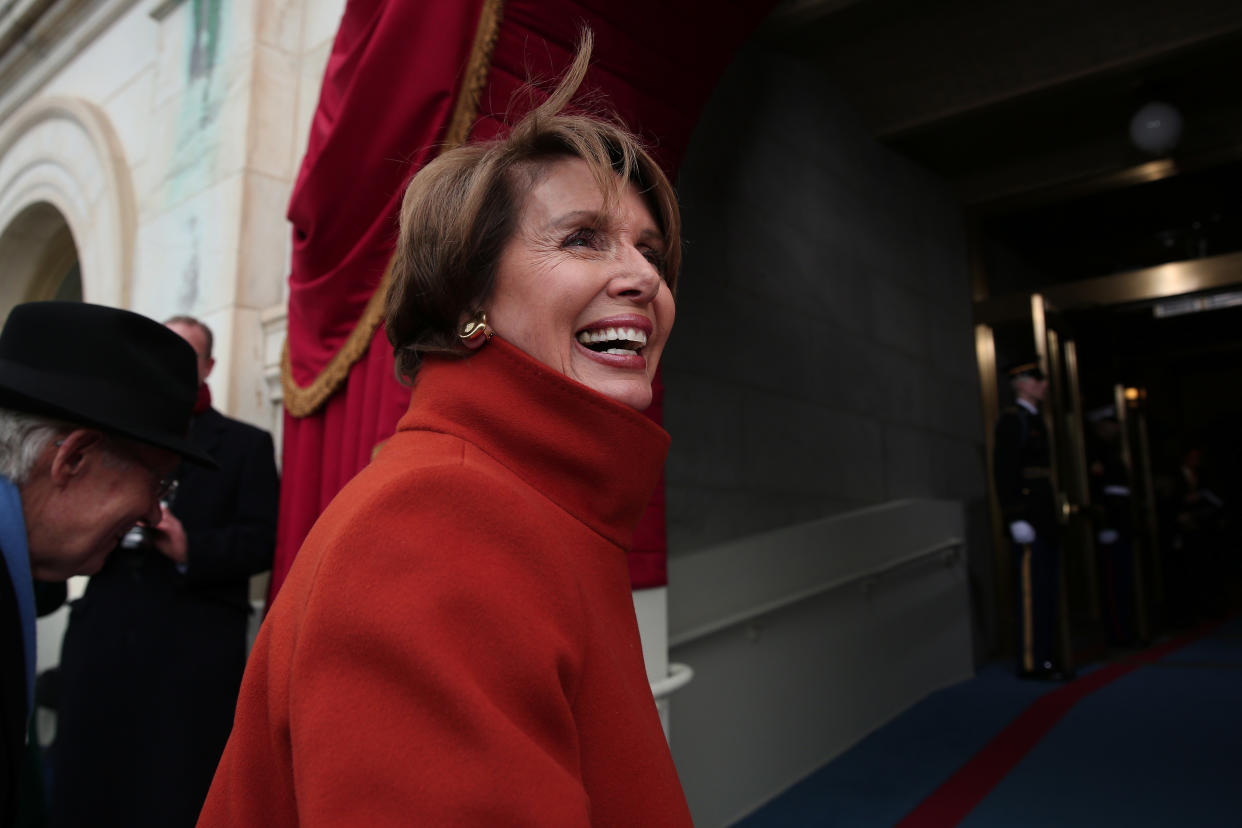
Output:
top-left (608, 248), bottom-right (661, 303)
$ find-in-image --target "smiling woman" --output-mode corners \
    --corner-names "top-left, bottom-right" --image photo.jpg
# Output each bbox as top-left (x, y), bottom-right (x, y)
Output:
top-left (198, 32), bottom-right (695, 827)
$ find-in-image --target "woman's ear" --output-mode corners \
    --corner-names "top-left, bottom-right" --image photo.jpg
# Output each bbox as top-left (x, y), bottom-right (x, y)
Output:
top-left (457, 310), bottom-right (494, 351)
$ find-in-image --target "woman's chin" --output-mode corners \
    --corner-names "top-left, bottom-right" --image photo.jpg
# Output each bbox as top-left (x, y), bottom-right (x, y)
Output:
top-left (566, 349), bottom-right (656, 411)
top-left (586, 376), bottom-right (653, 411)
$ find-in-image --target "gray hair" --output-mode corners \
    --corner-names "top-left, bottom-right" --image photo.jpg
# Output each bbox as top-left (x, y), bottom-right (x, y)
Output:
top-left (0, 408), bottom-right (73, 484)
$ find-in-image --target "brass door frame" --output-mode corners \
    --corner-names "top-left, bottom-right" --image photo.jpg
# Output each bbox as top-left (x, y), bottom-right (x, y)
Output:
top-left (1061, 340), bottom-right (1098, 622)
top-left (1112, 383), bottom-right (1150, 641)
top-left (976, 324), bottom-right (1011, 653)
top-left (1036, 296), bottom-right (1097, 670)
top-left (1112, 383), bottom-right (1166, 640)
top-left (974, 250), bottom-right (1242, 325)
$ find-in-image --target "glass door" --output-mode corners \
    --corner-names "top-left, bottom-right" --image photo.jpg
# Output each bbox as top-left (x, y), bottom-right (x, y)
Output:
top-left (1033, 295), bottom-right (1099, 669)
top-left (1111, 383), bottom-right (1163, 640)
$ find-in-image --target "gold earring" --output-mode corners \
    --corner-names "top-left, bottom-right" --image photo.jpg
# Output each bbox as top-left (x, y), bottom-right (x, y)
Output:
top-left (458, 310), bottom-right (494, 344)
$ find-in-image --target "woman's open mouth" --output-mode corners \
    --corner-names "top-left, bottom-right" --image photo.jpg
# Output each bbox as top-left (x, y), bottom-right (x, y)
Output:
top-left (575, 326), bottom-right (648, 356)
top-left (573, 319), bottom-right (653, 371)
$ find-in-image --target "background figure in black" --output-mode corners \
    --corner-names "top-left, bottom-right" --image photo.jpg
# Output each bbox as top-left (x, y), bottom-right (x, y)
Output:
top-left (993, 359), bottom-right (1067, 679)
top-left (49, 317), bottom-right (279, 828)
top-left (1166, 444), bottom-right (1227, 624)
top-left (1086, 407), bottom-right (1136, 645)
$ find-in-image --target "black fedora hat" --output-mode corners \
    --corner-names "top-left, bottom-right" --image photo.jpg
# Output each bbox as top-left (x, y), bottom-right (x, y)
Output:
top-left (0, 302), bottom-right (216, 467)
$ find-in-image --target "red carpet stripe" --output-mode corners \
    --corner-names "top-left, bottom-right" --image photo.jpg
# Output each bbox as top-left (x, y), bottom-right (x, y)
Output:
top-left (893, 625), bottom-right (1221, 828)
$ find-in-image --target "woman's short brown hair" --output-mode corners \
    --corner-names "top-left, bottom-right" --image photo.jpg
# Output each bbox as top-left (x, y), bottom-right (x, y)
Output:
top-left (384, 33), bottom-right (682, 383)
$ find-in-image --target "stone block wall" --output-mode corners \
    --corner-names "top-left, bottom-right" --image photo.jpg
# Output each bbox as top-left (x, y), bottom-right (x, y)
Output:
top-left (665, 41), bottom-right (986, 556)
top-left (0, 0), bottom-right (347, 433)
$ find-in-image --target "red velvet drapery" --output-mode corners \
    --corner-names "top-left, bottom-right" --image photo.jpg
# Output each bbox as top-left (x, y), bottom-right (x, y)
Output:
top-left (274, 0), bottom-right (777, 602)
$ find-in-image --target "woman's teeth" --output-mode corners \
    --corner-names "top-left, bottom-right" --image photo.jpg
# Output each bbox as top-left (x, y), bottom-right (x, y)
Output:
top-left (576, 326), bottom-right (647, 354)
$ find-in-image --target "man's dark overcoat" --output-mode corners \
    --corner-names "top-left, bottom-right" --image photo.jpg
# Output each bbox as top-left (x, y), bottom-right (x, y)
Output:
top-left (49, 407), bottom-right (278, 828)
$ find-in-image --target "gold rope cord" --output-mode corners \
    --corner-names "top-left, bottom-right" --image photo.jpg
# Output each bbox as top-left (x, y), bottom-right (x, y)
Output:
top-left (282, 0), bottom-right (505, 418)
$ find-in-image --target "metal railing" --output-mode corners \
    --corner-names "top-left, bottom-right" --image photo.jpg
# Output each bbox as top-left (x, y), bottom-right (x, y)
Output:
top-left (669, 538), bottom-right (963, 648)
top-left (651, 662), bottom-right (694, 700)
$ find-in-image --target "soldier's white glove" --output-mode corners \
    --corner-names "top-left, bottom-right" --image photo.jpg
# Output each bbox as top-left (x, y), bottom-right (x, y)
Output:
top-left (1009, 520), bottom-right (1036, 544)
top-left (1097, 528), bottom-right (1120, 545)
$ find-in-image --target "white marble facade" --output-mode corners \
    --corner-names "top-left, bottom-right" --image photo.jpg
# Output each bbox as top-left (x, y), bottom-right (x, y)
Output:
top-left (0, 0), bottom-right (349, 673)
top-left (0, 0), bottom-right (350, 437)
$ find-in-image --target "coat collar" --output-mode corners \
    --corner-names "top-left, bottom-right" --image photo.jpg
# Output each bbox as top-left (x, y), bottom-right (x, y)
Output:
top-left (397, 338), bottom-right (670, 550)
top-left (190, 406), bottom-right (228, 451)
top-left (178, 407), bottom-right (228, 478)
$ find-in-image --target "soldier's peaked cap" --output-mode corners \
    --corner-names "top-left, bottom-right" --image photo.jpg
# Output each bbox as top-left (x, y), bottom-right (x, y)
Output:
top-left (1004, 359), bottom-right (1045, 381)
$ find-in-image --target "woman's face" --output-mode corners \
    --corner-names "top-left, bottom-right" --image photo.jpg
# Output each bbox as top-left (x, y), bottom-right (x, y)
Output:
top-left (486, 157), bottom-right (675, 411)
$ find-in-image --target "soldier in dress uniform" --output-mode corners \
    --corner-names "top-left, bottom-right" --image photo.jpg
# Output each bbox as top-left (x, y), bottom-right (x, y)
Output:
top-left (993, 359), bottom-right (1068, 679)
top-left (1087, 406), bottom-right (1136, 645)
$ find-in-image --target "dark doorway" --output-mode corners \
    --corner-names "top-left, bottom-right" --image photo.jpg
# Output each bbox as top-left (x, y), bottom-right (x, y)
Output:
top-left (975, 158), bottom-right (1242, 654)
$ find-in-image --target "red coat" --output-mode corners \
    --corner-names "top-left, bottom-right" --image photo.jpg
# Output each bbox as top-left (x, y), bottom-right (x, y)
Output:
top-left (198, 339), bottom-right (693, 826)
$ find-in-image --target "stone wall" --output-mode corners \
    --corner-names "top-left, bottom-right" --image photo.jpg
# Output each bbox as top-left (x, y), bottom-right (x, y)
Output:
top-left (665, 42), bottom-right (986, 556)
top-left (0, 0), bottom-right (348, 434)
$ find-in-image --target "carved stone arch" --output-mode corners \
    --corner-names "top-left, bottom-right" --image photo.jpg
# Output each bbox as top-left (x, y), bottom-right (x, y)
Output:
top-left (0, 202), bottom-right (81, 313)
top-left (0, 96), bottom-right (136, 309)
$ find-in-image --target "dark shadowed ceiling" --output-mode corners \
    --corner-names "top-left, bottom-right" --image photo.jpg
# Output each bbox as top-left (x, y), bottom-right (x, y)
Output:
top-left (761, 0), bottom-right (1242, 281)
top-left (764, 0), bottom-right (1242, 204)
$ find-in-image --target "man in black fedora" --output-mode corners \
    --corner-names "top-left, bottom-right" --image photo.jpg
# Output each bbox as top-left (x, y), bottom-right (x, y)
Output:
top-left (993, 358), bottom-right (1068, 680)
top-left (0, 301), bottom-right (211, 827)
top-left (49, 315), bottom-right (278, 828)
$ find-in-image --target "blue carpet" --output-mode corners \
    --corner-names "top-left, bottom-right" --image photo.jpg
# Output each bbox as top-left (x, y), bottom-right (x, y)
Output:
top-left (962, 636), bottom-right (1242, 827)
top-left (737, 618), bottom-right (1242, 828)
top-left (734, 664), bottom-right (1059, 827)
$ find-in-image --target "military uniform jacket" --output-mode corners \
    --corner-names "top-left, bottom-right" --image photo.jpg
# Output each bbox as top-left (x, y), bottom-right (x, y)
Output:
top-left (993, 403), bottom-right (1057, 535)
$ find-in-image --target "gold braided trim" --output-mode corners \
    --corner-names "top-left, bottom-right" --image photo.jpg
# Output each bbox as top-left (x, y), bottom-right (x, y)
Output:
top-left (445, 0), bottom-right (505, 149)
top-left (281, 0), bottom-right (505, 418)
top-left (281, 260), bottom-right (393, 418)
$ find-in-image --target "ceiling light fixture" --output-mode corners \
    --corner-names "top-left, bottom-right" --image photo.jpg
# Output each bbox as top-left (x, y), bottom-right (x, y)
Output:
top-left (1129, 100), bottom-right (1183, 155)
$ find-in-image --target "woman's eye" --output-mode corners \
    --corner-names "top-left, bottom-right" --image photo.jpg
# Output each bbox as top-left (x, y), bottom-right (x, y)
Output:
top-left (563, 228), bottom-right (598, 248)
top-left (641, 247), bottom-right (666, 270)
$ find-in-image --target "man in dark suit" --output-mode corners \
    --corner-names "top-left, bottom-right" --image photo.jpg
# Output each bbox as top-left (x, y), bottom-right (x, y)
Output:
top-left (0, 302), bottom-right (210, 827)
top-left (49, 316), bottom-right (279, 828)
top-left (993, 359), bottom-right (1068, 680)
